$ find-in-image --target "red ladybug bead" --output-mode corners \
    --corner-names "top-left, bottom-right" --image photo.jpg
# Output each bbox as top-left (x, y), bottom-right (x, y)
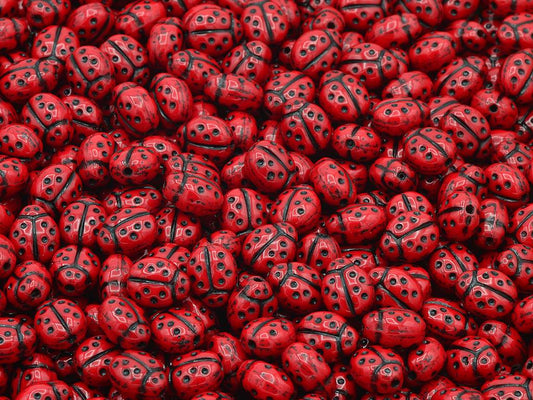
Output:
top-left (35, 299), bottom-right (87, 350)
top-left (98, 295), bottom-right (151, 349)
top-left (446, 336), bottom-right (502, 386)
top-left (350, 345), bottom-right (405, 394)
top-left (362, 307), bottom-right (426, 349)
top-left (238, 360), bottom-right (294, 400)
top-left (171, 350), bottom-right (224, 399)
top-left (110, 350), bottom-right (168, 400)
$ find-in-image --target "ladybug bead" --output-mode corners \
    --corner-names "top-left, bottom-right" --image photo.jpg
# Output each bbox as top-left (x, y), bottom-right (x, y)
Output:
top-left (292, 29), bottom-right (342, 81)
top-left (14, 381), bottom-right (73, 400)
top-left (240, 317), bottom-right (296, 359)
top-left (482, 375), bottom-right (533, 400)
top-left (370, 267), bottom-right (424, 311)
top-left (29, 164), bottom-right (83, 217)
top-left (428, 243), bottom-right (478, 290)
top-left (115, 0), bottom-right (167, 41)
top-left (245, 141), bottom-right (297, 194)
top-left (279, 99), bottom-right (331, 156)
top-left (31, 26), bottom-right (80, 71)
top-left (340, 43), bottom-right (399, 90)
top-left (296, 311), bottom-right (358, 363)
top-left (446, 336), bottom-right (501, 386)
top-left (185, 243), bottom-right (237, 308)
top-left (103, 185), bottom-right (164, 215)
top-left (455, 268), bottom-right (518, 319)
top-left (406, 337), bottom-right (446, 384)
top-left (35, 299), bottom-right (87, 350)
top-left (474, 198), bottom-right (509, 250)
top-left (168, 49), bottom-right (221, 94)
top-left (321, 258), bottom-right (375, 317)
top-left (149, 73), bottom-right (192, 128)
top-left (65, 46), bottom-right (115, 101)
top-left (433, 56), bottom-right (487, 102)
top-left (263, 71), bottom-right (315, 118)
top-left (493, 244), bottom-right (533, 293)
top-left (267, 262), bottom-right (322, 315)
top-left (478, 320), bottom-right (527, 367)
top-left (112, 83), bottom-right (160, 138)
top-left (362, 307), bottom-right (426, 349)
top-left (485, 163), bottom-right (530, 209)
top-left (242, 223), bottom-right (298, 275)
top-left (98, 207), bottom-right (157, 257)
top-left (0, 59), bottom-right (59, 104)
top-left (350, 346), bottom-right (405, 394)
top-left (422, 298), bottom-right (478, 342)
top-left (438, 190), bottom-right (481, 241)
top-left (99, 254), bottom-right (132, 300)
top-left (127, 256), bottom-right (190, 308)
top-left (0, 156), bottom-right (28, 200)
top-left (100, 34), bottom-right (150, 86)
top-left (98, 295), bottom-right (151, 349)
top-left (282, 342), bottom-right (331, 392)
top-left (184, 4), bottom-right (242, 58)
top-left (21, 93), bottom-right (74, 149)
top-left (110, 145), bottom-right (160, 186)
top-left (318, 70), bottom-right (370, 123)
top-left (110, 350), bottom-right (167, 400)
top-left (171, 350), bottom-right (224, 399)
top-left (0, 18), bottom-right (29, 52)
top-left (0, 317), bottom-right (37, 364)
top-left (380, 211), bottom-right (439, 263)
top-left (5, 260), bottom-right (50, 311)
top-left (270, 185), bottom-right (321, 234)
top-left (49, 245), bottom-right (100, 296)
top-left (11, 353), bottom-right (58, 394)
top-left (223, 40), bottom-right (272, 85)
top-left (238, 360), bottom-right (295, 400)
top-left (74, 336), bottom-right (120, 387)
top-left (9, 205), bottom-right (60, 263)
top-left (500, 49), bottom-right (533, 105)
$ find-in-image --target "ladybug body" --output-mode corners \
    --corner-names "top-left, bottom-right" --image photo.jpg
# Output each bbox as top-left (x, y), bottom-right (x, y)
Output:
top-left (238, 360), bottom-right (294, 400)
top-left (115, 0), bottom-right (167, 41)
top-left (446, 336), bottom-right (501, 386)
top-left (267, 262), bottom-right (322, 315)
top-left (205, 73), bottom-right (263, 112)
top-left (322, 259), bottom-right (375, 318)
top-left (49, 245), bottom-right (100, 296)
top-left (127, 256), bottom-right (190, 308)
top-left (100, 34), bottom-right (150, 86)
top-left (350, 346), bottom-right (405, 394)
top-left (241, 223), bottom-right (298, 275)
top-left (74, 335), bottom-right (119, 388)
top-left (185, 243), bottom-right (237, 308)
top-left (21, 93), bottom-right (73, 149)
top-left (326, 204), bottom-right (387, 245)
top-left (98, 295), bottom-right (151, 349)
top-left (0, 59), bottom-right (59, 104)
top-left (171, 350), bottom-right (224, 398)
top-left (297, 311), bottom-right (358, 363)
top-left (240, 317), bottom-right (296, 359)
top-left (110, 350), bottom-right (167, 400)
top-left (9, 205), bottom-right (59, 263)
top-left (112, 83), bottom-right (160, 137)
top-left (422, 298), bottom-right (478, 342)
top-left (362, 307), bottom-right (426, 349)
top-left (97, 207), bottom-right (157, 257)
top-left (65, 46), bottom-right (115, 101)
top-left (35, 299), bottom-right (87, 350)
top-left (282, 342), bottom-right (331, 392)
top-left (184, 4), bottom-right (243, 58)
top-left (0, 317), bottom-right (37, 364)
